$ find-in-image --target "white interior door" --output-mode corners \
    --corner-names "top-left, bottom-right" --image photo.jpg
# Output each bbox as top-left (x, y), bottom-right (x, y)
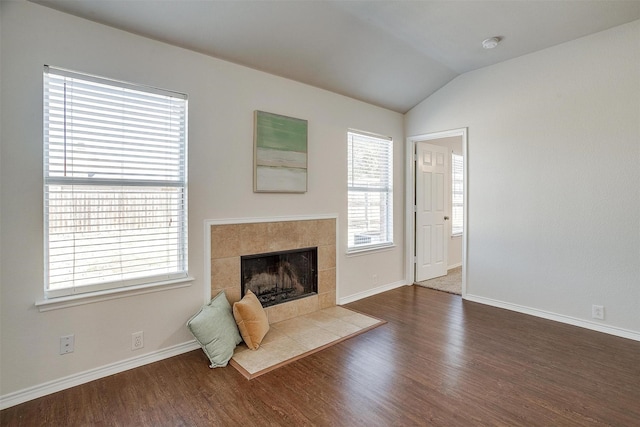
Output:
top-left (415, 142), bottom-right (449, 282)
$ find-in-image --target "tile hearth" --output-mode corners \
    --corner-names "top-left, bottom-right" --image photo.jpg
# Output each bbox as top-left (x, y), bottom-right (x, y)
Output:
top-left (230, 306), bottom-right (385, 379)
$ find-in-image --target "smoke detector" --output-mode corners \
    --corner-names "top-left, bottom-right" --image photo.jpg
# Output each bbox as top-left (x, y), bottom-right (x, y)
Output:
top-left (482, 37), bottom-right (501, 49)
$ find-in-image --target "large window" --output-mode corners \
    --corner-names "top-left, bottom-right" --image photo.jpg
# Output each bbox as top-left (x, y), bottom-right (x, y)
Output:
top-left (43, 66), bottom-right (188, 298)
top-left (452, 153), bottom-right (464, 236)
top-left (347, 130), bottom-right (393, 251)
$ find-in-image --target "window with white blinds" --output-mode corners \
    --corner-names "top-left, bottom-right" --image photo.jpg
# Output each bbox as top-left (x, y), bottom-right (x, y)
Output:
top-left (347, 130), bottom-right (393, 252)
top-left (452, 153), bottom-right (464, 236)
top-left (43, 66), bottom-right (188, 298)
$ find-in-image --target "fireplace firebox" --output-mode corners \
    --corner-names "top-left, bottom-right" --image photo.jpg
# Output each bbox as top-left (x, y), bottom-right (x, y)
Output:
top-left (241, 247), bottom-right (318, 307)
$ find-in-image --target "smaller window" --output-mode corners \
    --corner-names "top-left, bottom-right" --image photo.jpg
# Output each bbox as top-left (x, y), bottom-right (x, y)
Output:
top-left (452, 153), bottom-right (464, 236)
top-left (347, 130), bottom-right (393, 252)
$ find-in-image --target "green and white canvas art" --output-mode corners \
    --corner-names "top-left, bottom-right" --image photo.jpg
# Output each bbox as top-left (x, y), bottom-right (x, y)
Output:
top-left (254, 111), bottom-right (308, 193)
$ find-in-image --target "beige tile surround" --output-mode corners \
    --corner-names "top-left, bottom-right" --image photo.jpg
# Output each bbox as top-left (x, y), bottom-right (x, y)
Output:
top-left (210, 218), bottom-right (336, 323)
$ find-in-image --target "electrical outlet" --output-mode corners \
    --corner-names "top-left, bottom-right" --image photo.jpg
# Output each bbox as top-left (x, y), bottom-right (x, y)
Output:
top-left (60, 334), bottom-right (74, 355)
top-left (372, 274), bottom-right (378, 285)
top-left (132, 331), bottom-right (144, 350)
top-left (592, 305), bottom-right (605, 320)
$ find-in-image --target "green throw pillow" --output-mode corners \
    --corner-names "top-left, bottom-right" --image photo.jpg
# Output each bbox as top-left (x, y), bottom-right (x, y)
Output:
top-left (187, 291), bottom-right (243, 368)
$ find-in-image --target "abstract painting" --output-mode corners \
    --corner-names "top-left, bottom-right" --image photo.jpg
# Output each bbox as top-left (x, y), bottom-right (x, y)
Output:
top-left (254, 111), bottom-right (308, 193)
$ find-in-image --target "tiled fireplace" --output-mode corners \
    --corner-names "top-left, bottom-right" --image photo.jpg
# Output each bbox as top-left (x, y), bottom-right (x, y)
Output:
top-left (209, 217), bottom-right (336, 323)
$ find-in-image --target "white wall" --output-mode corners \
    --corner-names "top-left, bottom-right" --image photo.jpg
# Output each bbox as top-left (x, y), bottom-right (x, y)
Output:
top-left (0, 2), bottom-right (404, 402)
top-left (406, 20), bottom-right (640, 337)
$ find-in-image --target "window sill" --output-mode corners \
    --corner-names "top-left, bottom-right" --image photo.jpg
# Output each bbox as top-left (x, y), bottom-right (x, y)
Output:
top-left (346, 244), bottom-right (396, 257)
top-left (35, 277), bottom-right (195, 312)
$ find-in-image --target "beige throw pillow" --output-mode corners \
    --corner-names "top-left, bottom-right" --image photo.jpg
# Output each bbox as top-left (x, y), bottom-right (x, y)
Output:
top-left (233, 290), bottom-right (269, 350)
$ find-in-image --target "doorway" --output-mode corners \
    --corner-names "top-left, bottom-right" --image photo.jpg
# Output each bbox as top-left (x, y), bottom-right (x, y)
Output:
top-left (405, 129), bottom-right (468, 296)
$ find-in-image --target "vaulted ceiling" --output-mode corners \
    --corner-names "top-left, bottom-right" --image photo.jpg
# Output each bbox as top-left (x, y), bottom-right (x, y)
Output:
top-left (31, 0), bottom-right (640, 113)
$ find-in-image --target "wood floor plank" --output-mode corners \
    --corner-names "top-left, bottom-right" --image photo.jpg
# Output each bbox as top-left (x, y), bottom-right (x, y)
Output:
top-left (2, 286), bottom-right (639, 426)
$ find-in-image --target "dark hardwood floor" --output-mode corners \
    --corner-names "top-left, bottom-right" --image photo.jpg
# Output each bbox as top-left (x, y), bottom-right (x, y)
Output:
top-left (2, 286), bottom-right (639, 426)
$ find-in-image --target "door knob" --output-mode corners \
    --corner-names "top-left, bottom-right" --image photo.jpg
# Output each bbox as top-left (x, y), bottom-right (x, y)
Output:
top-left (444, 216), bottom-right (450, 220)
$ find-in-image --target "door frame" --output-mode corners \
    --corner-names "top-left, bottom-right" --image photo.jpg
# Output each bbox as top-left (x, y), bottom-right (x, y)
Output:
top-left (405, 128), bottom-right (469, 296)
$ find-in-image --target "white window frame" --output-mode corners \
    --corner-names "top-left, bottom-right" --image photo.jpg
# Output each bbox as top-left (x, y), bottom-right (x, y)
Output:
top-left (42, 66), bottom-right (189, 300)
top-left (347, 130), bottom-right (393, 253)
top-left (452, 153), bottom-right (464, 236)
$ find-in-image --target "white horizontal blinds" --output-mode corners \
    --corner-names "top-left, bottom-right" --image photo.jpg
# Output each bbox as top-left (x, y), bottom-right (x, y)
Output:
top-left (44, 67), bottom-right (188, 297)
top-left (347, 131), bottom-right (393, 250)
top-left (452, 153), bottom-right (464, 235)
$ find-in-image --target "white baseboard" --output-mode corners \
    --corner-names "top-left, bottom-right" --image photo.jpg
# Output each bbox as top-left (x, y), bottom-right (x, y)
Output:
top-left (0, 341), bottom-right (200, 410)
top-left (464, 294), bottom-right (640, 342)
top-left (339, 280), bottom-right (409, 305)
top-left (448, 263), bottom-right (462, 270)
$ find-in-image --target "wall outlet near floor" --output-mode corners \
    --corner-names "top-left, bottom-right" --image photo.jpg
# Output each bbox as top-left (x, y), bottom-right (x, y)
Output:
top-left (592, 305), bottom-right (605, 320)
top-left (60, 334), bottom-right (75, 355)
top-left (132, 331), bottom-right (144, 350)
top-left (372, 274), bottom-right (378, 285)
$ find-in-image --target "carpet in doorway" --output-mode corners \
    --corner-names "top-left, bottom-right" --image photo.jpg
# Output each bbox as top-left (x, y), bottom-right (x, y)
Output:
top-left (415, 266), bottom-right (462, 295)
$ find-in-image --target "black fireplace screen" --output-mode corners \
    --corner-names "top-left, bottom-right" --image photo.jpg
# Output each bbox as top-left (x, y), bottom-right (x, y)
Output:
top-left (241, 247), bottom-right (318, 307)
